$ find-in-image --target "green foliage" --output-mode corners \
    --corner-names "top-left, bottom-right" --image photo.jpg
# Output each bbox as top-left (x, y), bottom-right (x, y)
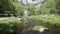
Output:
top-left (38, 0), bottom-right (60, 15)
top-left (27, 3), bottom-right (35, 15)
top-left (0, 0), bottom-right (24, 16)
top-left (0, 18), bottom-right (20, 34)
top-left (0, 23), bottom-right (16, 34)
top-left (12, 2), bottom-right (24, 16)
top-left (55, 0), bottom-right (60, 14)
top-left (39, 0), bottom-right (56, 14)
top-left (33, 15), bottom-right (60, 26)
top-left (27, 0), bottom-right (60, 15)
top-left (56, 0), bottom-right (60, 10)
top-left (0, 0), bottom-right (13, 13)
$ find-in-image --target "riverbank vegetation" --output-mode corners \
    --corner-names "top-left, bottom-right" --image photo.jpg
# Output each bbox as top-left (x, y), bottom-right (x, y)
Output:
top-left (32, 15), bottom-right (60, 26)
top-left (0, 0), bottom-right (60, 34)
top-left (0, 17), bottom-right (21, 34)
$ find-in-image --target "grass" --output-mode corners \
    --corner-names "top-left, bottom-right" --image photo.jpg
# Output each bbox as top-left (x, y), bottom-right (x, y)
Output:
top-left (32, 15), bottom-right (60, 26)
top-left (0, 17), bottom-right (21, 33)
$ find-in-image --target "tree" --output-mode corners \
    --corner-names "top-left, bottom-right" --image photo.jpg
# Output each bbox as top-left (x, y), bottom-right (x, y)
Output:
top-left (0, 0), bottom-right (13, 14)
top-left (12, 2), bottom-right (24, 16)
top-left (0, 0), bottom-right (24, 16)
top-left (56, 0), bottom-right (60, 14)
top-left (27, 3), bottom-right (35, 15)
top-left (39, 0), bottom-right (57, 14)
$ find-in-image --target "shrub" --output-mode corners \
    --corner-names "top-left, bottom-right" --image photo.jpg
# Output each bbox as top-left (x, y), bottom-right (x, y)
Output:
top-left (0, 18), bottom-right (21, 34)
top-left (0, 23), bottom-right (17, 34)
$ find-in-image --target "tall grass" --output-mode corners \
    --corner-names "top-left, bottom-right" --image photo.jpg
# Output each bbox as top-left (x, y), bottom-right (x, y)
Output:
top-left (33, 15), bottom-right (60, 26)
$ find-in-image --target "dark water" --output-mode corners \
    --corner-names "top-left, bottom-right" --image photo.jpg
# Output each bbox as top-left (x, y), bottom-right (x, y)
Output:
top-left (17, 27), bottom-right (60, 34)
top-left (19, 18), bottom-right (60, 34)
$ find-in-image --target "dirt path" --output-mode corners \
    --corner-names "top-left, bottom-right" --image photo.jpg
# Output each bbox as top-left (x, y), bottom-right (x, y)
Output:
top-left (0, 17), bottom-right (15, 20)
top-left (0, 18), bottom-right (9, 20)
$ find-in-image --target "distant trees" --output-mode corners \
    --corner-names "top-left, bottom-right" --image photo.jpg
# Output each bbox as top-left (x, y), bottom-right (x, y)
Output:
top-left (27, 3), bottom-right (41, 16)
top-left (12, 2), bottom-right (24, 16)
top-left (27, 0), bottom-right (60, 15)
top-left (0, 0), bottom-right (13, 14)
top-left (0, 0), bottom-right (24, 16)
top-left (27, 3), bottom-right (35, 15)
top-left (56, 0), bottom-right (60, 14)
top-left (39, 0), bottom-right (60, 15)
top-left (0, 0), bottom-right (60, 16)
top-left (39, 0), bottom-right (56, 14)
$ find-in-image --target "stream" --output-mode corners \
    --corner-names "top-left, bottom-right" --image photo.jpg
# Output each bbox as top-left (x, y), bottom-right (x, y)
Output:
top-left (17, 18), bottom-right (60, 34)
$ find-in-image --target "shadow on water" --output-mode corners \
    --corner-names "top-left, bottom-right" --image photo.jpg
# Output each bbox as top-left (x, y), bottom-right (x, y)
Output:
top-left (27, 18), bottom-right (60, 34)
top-left (17, 27), bottom-right (57, 34)
top-left (17, 18), bottom-right (60, 34)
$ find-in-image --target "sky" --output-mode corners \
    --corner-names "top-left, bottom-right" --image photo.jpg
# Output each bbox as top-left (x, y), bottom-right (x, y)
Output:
top-left (18, 0), bottom-right (43, 4)
top-left (17, 0), bottom-right (44, 3)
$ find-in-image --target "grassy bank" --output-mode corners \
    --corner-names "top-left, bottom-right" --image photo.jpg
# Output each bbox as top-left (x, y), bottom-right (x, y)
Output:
top-left (32, 15), bottom-right (60, 26)
top-left (0, 17), bottom-right (21, 34)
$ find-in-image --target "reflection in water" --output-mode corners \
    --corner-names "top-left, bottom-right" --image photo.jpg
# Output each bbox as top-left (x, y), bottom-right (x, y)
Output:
top-left (17, 27), bottom-right (57, 34)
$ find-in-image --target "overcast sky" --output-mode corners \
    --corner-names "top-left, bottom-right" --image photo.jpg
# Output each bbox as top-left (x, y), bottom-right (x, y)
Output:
top-left (17, 0), bottom-right (44, 4)
top-left (17, 0), bottom-right (44, 2)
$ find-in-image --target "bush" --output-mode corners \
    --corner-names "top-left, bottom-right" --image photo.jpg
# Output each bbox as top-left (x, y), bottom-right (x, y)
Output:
top-left (33, 15), bottom-right (60, 26)
top-left (0, 23), bottom-right (17, 34)
top-left (0, 18), bottom-right (21, 34)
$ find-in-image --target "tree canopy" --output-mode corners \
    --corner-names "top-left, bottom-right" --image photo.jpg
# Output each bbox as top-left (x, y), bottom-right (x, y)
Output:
top-left (27, 3), bottom-right (35, 15)
top-left (0, 0), bottom-right (24, 16)
top-left (39, 0), bottom-right (60, 15)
